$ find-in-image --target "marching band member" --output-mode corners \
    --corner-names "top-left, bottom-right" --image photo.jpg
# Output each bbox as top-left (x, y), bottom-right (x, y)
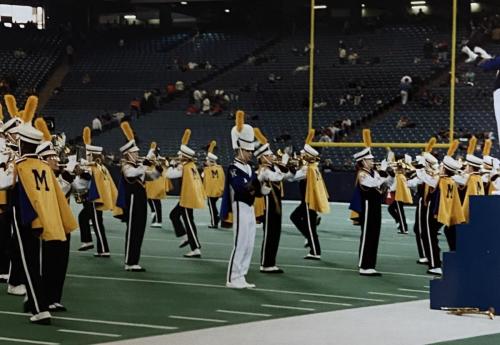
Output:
top-left (78, 127), bottom-right (120, 257)
top-left (417, 142), bottom-right (465, 276)
top-left (350, 130), bottom-right (389, 276)
top-left (116, 122), bottom-right (160, 272)
top-left (290, 129), bottom-right (330, 260)
top-left (254, 128), bottom-right (289, 273)
top-left (445, 137), bottom-right (484, 251)
top-left (202, 140), bottom-right (225, 229)
top-left (145, 142), bottom-right (170, 228)
top-left (386, 151), bottom-right (412, 234)
top-left (0, 96), bottom-right (77, 324)
top-left (408, 139), bottom-right (439, 265)
top-left (221, 111), bottom-right (268, 288)
top-left (0, 103), bottom-right (9, 283)
top-left (167, 129), bottom-right (206, 258)
top-left (34, 118), bottom-right (74, 312)
top-left (1, 95), bottom-right (26, 296)
top-left (481, 140), bottom-right (498, 195)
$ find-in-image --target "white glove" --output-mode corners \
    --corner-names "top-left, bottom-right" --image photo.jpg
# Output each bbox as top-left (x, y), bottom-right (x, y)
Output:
top-left (493, 158), bottom-right (500, 171)
top-left (261, 184), bottom-right (272, 195)
top-left (416, 155), bottom-right (425, 165)
top-left (281, 153), bottom-right (290, 166)
top-left (65, 155), bottom-right (78, 173)
top-left (405, 154), bottom-right (412, 164)
top-left (380, 159), bottom-right (388, 171)
top-left (387, 151), bottom-right (395, 163)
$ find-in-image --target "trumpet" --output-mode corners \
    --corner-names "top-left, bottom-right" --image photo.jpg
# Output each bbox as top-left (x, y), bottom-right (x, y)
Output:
top-left (441, 307), bottom-right (495, 320)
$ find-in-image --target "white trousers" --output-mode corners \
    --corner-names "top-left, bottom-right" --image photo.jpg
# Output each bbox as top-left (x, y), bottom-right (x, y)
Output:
top-left (227, 202), bottom-right (256, 284)
top-left (494, 88), bottom-right (500, 145)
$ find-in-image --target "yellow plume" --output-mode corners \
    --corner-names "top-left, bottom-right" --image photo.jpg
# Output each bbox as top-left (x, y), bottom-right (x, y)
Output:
top-left (83, 127), bottom-right (91, 146)
top-left (34, 118), bottom-right (51, 142)
top-left (181, 129), bottom-right (191, 145)
top-left (305, 129), bottom-right (315, 144)
top-left (424, 137), bottom-right (437, 153)
top-left (253, 128), bottom-right (268, 145)
top-left (150, 142), bottom-right (157, 150)
top-left (447, 139), bottom-right (459, 156)
top-left (0, 103), bottom-right (3, 122)
top-left (4, 94), bottom-right (19, 118)
top-left (120, 121), bottom-right (134, 141)
top-left (21, 96), bottom-right (38, 124)
top-left (483, 139), bottom-right (492, 156)
top-left (467, 136), bottom-right (477, 155)
top-left (208, 140), bottom-right (216, 153)
top-left (362, 129), bottom-right (372, 147)
top-left (235, 110), bottom-right (245, 132)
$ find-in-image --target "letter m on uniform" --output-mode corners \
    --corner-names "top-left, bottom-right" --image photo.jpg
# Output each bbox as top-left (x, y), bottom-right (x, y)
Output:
top-left (32, 169), bottom-right (49, 191)
top-left (211, 170), bottom-right (219, 179)
top-left (446, 184), bottom-right (454, 198)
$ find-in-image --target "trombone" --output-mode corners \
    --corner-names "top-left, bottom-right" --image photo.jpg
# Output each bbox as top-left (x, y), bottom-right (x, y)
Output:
top-left (442, 307), bottom-right (495, 320)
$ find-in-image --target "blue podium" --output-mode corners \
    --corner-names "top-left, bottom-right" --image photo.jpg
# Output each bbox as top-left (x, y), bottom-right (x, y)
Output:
top-left (430, 196), bottom-right (500, 311)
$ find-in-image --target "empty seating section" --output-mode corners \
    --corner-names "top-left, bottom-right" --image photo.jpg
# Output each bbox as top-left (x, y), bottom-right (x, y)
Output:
top-left (0, 28), bottom-right (63, 102)
top-left (42, 30), bottom-right (267, 139)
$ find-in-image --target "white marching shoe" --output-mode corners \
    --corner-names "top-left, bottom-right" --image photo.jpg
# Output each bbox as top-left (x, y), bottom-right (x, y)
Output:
top-left (184, 249), bottom-right (201, 258)
top-left (359, 268), bottom-right (382, 276)
top-left (474, 46), bottom-right (492, 60)
top-left (151, 222), bottom-right (162, 228)
top-left (427, 267), bottom-right (443, 276)
top-left (125, 265), bottom-right (146, 272)
top-left (30, 311), bottom-right (51, 325)
top-left (7, 284), bottom-right (26, 296)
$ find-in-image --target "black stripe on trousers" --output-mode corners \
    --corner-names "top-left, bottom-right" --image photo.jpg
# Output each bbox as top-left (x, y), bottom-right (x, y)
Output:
top-left (227, 202), bottom-right (239, 283)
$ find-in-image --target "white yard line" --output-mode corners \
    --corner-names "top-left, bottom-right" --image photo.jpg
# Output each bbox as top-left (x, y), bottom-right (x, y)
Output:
top-left (169, 315), bottom-right (227, 323)
top-left (67, 274), bottom-right (386, 303)
top-left (368, 292), bottom-right (417, 299)
top-left (299, 299), bottom-right (353, 307)
top-left (57, 329), bottom-right (121, 337)
top-left (398, 288), bottom-right (429, 294)
top-left (261, 304), bottom-right (315, 312)
top-left (216, 310), bottom-right (271, 317)
top-left (0, 337), bottom-right (58, 345)
top-left (0, 310), bottom-right (177, 331)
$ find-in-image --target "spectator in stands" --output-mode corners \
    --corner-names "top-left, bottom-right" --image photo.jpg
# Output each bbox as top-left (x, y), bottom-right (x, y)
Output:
top-left (436, 41), bottom-right (448, 62)
top-left (338, 43), bottom-right (347, 65)
top-left (166, 83), bottom-right (176, 100)
top-left (92, 116), bottom-right (102, 132)
top-left (13, 49), bottom-right (26, 58)
top-left (268, 73), bottom-right (282, 83)
top-left (118, 39), bottom-right (125, 47)
top-left (400, 76), bottom-right (412, 105)
top-left (321, 159), bottom-right (334, 173)
top-left (175, 80), bottom-right (185, 92)
top-left (396, 116), bottom-right (415, 129)
top-left (187, 62), bottom-right (198, 70)
top-left (463, 71), bottom-right (475, 86)
top-left (313, 101), bottom-right (327, 109)
top-left (130, 98), bottom-right (141, 117)
top-left (342, 118), bottom-right (352, 131)
top-left (354, 87), bottom-right (364, 106)
top-left (339, 94), bottom-right (347, 106)
top-left (423, 38), bottom-right (433, 59)
top-left (348, 50), bottom-right (359, 65)
top-left (66, 44), bottom-right (74, 64)
top-left (82, 73), bottom-right (91, 85)
top-left (319, 131), bottom-right (332, 143)
top-left (202, 97), bottom-right (211, 115)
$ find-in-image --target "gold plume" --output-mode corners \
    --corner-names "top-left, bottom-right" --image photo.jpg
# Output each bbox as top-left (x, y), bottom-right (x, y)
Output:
top-left (208, 140), bottom-right (216, 153)
top-left (362, 129), bottom-right (372, 147)
top-left (253, 128), bottom-right (268, 145)
top-left (83, 127), bottom-right (91, 146)
top-left (21, 96), bottom-right (38, 124)
top-left (447, 139), bottom-right (459, 156)
top-left (120, 121), bottom-right (134, 141)
top-left (235, 110), bottom-right (245, 132)
top-left (305, 129), bottom-right (315, 144)
top-left (0, 103), bottom-right (3, 122)
top-left (34, 118), bottom-right (51, 142)
top-left (4, 94), bottom-right (19, 118)
top-left (466, 136), bottom-right (477, 155)
top-left (483, 139), bottom-right (492, 156)
top-left (181, 129), bottom-right (191, 145)
top-left (150, 141), bottom-right (157, 150)
top-left (424, 137), bottom-right (437, 153)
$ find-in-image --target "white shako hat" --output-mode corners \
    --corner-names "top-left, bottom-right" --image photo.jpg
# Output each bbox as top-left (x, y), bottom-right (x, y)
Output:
top-left (253, 128), bottom-right (273, 158)
top-left (423, 152), bottom-right (438, 165)
top-left (17, 96), bottom-right (42, 145)
top-left (303, 129), bottom-right (319, 157)
top-left (353, 147), bottom-right (374, 161)
top-left (231, 111), bottom-right (254, 151)
top-left (179, 129), bottom-right (195, 159)
top-left (206, 140), bottom-right (218, 161)
top-left (82, 126), bottom-right (103, 154)
top-left (34, 118), bottom-right (58, 157)
top-left (119, 122), bottom-right (140, 154)
top-left (443, 155), bottom-right (462, 172)
top-left (466, 154), bottom-right (483, 168)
